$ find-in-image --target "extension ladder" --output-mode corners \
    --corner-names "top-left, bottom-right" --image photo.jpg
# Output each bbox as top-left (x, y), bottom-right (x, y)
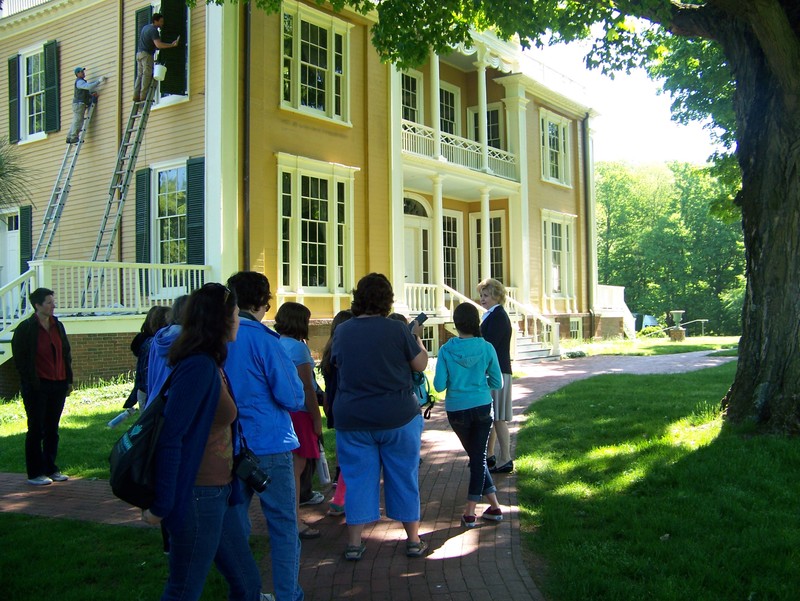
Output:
top-left (82, 80), bottom-right (157, 307)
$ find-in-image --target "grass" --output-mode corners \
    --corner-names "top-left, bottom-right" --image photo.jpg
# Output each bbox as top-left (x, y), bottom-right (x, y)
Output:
top-left (559, 335), bottom-right (740, 357)
top-left (514, 361), bottom-right (800, 600)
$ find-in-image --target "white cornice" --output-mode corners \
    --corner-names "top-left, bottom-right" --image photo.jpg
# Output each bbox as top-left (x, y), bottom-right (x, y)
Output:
top-left (496, 73), bottom-right (597, 120)
top-left (0, 0), bottom-right (104, 34)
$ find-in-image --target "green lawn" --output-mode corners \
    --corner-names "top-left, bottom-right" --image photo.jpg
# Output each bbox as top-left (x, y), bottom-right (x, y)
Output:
top-left (560, 335), bottom-right (740, 356)
top-left (514, 360), bottom-right (800, 600)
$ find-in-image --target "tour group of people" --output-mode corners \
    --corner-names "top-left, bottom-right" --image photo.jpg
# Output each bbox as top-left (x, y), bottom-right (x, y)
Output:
top-left (12, 272), bottom-right (516, 601)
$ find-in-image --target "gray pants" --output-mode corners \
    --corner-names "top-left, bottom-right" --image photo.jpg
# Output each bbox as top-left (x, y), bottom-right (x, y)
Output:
top-left (67, 102), bottom-right (87, 140)
top-left (133, 51), bottom-right (154, 100)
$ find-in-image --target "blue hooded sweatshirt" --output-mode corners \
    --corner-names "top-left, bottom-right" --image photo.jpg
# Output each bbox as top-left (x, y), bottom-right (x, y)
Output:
top-left (433, 336), bottom-right (503, 412)
top-left (145, 324), bottom-right (182, 408)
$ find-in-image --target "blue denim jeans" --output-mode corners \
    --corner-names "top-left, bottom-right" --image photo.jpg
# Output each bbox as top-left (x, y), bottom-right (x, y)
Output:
top-left (337, 413), bottom-right (423, 524)
top-left (446, 403), bottom-right (497, 502)
top-left (240, 451), bottom-right (303, 601)
top-left (162, 483), bottom-right (261, 601)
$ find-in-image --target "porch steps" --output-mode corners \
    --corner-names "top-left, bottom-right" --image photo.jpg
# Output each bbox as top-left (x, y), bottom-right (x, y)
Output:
top-left (515, 334), bottom-right (559, 363)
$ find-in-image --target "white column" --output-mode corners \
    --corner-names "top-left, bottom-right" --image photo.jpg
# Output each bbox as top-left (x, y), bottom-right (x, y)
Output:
top-left (205, 3), bottom-right (239, 282)
top-left (502, 82), bottom-right (531, 303)
top-left (430, 51), bottom-right (442, 159)
top-left (480, 186), bottom-right (491, 281)
top-left (431, 174), bottom-right (448, 315)
top-left (389, 64), bottom-right (409, 312)
top-left (475, 59), bottom-right (489, 172)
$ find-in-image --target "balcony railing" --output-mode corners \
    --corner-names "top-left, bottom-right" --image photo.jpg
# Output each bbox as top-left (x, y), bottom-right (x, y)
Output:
top-left (401, 120), bottom-right (518, 181)
top-left (1, 0), bottom-right (50, 18)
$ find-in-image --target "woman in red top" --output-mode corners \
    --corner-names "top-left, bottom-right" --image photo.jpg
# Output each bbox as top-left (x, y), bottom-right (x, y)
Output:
top-left (11, 287), bottom-right (73, 486)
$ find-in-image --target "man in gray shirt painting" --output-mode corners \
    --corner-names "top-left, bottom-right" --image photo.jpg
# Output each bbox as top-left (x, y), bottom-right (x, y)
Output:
top-left (133, 12), bottom-right (180, 103)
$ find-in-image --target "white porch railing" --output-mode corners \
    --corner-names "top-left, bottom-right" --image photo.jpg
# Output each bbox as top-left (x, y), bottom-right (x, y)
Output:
top-left (401, 119), bottom-right (518, 181)
top-left (1, 260), bottom-right (211, 339)
top-left (0, 0), bottom-right (49, 18)
top-left (505, 294), bottom-right (561, 356)
top-left (404, 283), bottom-right (438, 314)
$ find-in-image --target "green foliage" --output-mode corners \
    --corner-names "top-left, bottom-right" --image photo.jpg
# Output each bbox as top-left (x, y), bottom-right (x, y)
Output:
top-left (596, 161), bottom-right (744, 335)
top-left (639, 325), bottom-right (666, 337)
top-left (515, 362), bottom-right (800, 600)
top-left (0, 138), bottom-right (32, 208)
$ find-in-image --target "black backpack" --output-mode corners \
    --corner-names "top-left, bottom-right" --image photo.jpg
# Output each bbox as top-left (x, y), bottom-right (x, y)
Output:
top-left (108, 377), bottom-right (170, 509)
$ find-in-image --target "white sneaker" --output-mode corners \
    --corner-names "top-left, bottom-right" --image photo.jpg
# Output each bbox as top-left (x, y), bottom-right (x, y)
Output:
top-left (299, 490), bottom-right (325, 506)
top-left (27, 475), bottom-right (53, 486)
top-left (49, 472), bottom-right (69, 482)
top-left (260, 594), bottom-right (276, 601)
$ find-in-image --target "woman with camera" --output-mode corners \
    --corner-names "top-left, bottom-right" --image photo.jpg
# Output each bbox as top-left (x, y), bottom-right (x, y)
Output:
top-left (141, 283), bottom-right (262, 601)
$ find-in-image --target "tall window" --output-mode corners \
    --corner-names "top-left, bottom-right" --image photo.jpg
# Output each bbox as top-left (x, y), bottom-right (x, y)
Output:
top-left (471, 212), bottom-right (505, 285)
top-left (442, 212), bottom-right (461, 290)
top-left (439, 82), bottom-right (460, 135)
top-left (8, 41), bottom-right (59, 144)
top-left (23, 52), bottom-right (45, 137)
top-left (278, 154), bottom-right (356, 291)
top-left (540, 109), bottom-right (572, 186)
top-left (401, 70), bottom-right (423, 123)
top-left (469, 104), bottom-right (504, 149)
top-left (282, 0), bottom-right (350, 123)
top-left (155, 166), bottom-right (187, 265)
top-left (542, 210), bottom-right (576, 298)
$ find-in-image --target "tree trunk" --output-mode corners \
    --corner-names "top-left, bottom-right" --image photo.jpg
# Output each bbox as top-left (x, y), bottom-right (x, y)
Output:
top-left (720, 26), bottom-right (800, 433)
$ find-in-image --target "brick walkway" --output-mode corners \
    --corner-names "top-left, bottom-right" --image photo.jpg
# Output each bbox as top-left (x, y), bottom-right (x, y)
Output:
top-left (0, 351), bottom-right (735, 600)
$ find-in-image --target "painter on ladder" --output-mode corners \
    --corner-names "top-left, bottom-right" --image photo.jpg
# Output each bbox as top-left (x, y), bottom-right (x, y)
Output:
top-left (66, 67), bottom-right (106, 144)
top-left (133, 12), bottom-right (180, 103)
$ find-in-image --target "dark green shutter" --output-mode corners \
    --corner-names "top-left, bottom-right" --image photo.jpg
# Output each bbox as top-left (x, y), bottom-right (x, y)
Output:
top-left (19, 205), bottom-right (32, 273)
top-left (186, 157), bottom-right (205, 265)
top-left (43, 41), bottom-right (59, 133)
top-left (135, 168), bottom-right (151, 263)
top-left (159, 0), bottom-right (188, 96)
top-left (134, 7), bottom-right (153, 83)
top-left (8, 55), bottom-right (20, 143)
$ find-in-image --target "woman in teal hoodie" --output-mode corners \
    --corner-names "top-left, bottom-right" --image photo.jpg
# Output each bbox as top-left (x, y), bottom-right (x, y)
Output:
top-left (434, 303), bottom-right (505, 527)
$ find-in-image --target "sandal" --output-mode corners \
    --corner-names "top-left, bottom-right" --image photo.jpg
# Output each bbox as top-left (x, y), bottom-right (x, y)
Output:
top-left (344, 542), bottom-right (367, 561)
top-left (405, 539), bottom-right (429, 558)
top-left (298, 525), bottom-right (320, 540)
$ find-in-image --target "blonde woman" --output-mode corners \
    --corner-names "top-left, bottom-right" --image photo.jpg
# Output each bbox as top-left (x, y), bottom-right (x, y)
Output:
top-left (477, 278), bottom-right (514, 474)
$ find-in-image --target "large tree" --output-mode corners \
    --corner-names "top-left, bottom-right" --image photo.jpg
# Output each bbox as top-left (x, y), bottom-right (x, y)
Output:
top-left (209, 0), bottom-right (800, 433)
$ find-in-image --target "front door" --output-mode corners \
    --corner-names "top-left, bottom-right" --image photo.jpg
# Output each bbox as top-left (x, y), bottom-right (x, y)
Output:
top-left (0, 212), bottom-right (20, 288)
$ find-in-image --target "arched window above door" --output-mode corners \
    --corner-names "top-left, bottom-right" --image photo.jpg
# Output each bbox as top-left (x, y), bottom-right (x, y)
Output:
top-left (404, 197), bottom-right (428, 217)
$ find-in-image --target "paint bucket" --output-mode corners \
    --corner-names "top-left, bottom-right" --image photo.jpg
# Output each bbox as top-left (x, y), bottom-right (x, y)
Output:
top-left (153, 64), bottom-right (167, 81)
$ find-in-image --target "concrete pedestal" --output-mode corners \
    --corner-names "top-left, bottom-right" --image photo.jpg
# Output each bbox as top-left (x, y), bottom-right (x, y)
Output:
top-left (669, 327), bottom-right (686, 342)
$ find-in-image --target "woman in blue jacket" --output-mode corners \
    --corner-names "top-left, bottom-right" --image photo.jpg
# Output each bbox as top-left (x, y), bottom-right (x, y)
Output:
top-left (434, 302), bottom-right (504, 528)
top-left (141, 283), bottom-right (261, 601)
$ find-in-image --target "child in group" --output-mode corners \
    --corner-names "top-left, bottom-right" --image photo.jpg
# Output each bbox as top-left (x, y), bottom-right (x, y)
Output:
top-left (275, 302), bottom-right (325, 540)
top-left (433, 302), bottom-right (504, 527)
top-left (318, 310), bottom-right (354, 517)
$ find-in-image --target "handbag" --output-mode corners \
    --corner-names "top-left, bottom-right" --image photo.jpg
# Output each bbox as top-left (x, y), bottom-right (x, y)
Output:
top-left (108, 376), bottom-right (171, 509)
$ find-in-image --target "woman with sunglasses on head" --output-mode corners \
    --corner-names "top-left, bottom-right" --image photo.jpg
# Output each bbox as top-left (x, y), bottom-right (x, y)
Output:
top-left (141, 283), bottom-right (262, 601)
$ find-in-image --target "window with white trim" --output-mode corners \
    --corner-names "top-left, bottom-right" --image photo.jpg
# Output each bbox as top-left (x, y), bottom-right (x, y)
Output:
top-left (154, 165), bottom-right (187, 265)
top-left (542, 210), bottom-right (576, 298)
top-left (281, 0), bottom-right (351, 123)
top-left (22, 50), bottom-right (45, 138)
top-left (468, 104), bottom-right (505, 149)
top-left (470, 211), bottom-right (506, 285)
top-left (439, 82), bottom-right (460, 135)
top-left (570, 317), bottom-right (583, 340)
top-left (442, 210), bottom-right (462, 291)
top-left (401, 70), bottom-right (423, 123)
top-left (540, 108), bottom-right (572, 187)
top-left (278, 154), bottom-right (356, 292)
top-left (7, 40), bottom-right (59, 144)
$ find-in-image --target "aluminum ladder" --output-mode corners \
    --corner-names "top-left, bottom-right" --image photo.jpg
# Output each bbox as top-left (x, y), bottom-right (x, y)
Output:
top-left (82, 80), bottom-right (157, 307)
top-left (32, 101), bottom-right (98, 261)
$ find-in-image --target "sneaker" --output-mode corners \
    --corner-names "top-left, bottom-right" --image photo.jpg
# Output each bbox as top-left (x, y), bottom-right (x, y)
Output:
top-left (461, 514), bottom-right (477, 528)
top-left (49, 472), bottom-right (69, 482)
top-left (405, 539), bottom-right (429, 558)
top-left (482, 507), bottom-right (504, 521)
top-left (299, 490), bottom-right (325, 506)
top-left (260, 594), bottom-right (276, 601)
top-left (27, 475), bottom-right (53, 486)
top-left (327, 503), bottom-right (345, 516)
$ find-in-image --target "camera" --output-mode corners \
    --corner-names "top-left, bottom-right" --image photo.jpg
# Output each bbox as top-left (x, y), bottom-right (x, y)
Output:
top-left (234, 448), bottom-right (270, 493)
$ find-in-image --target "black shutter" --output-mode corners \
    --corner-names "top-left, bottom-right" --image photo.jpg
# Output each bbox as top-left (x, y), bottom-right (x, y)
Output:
top-left (159, 0), bottom-right (188, 96)
top-left (135, 168), bottom-right (151, 263)
top-left (43, 41), bottom-right (60, 133)
top-left (19, 205), bottom-right (32, 273)
top-left (8, 55), bottom-right (20, 143)
top-left (186, 157), bottom-right (205, 265)
top-left (134, 7), bottom-right (153, 84)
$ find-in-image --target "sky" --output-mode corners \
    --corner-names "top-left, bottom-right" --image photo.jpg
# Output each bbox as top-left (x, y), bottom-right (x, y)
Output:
top-left (527, 42), bottom-right (722, 165)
